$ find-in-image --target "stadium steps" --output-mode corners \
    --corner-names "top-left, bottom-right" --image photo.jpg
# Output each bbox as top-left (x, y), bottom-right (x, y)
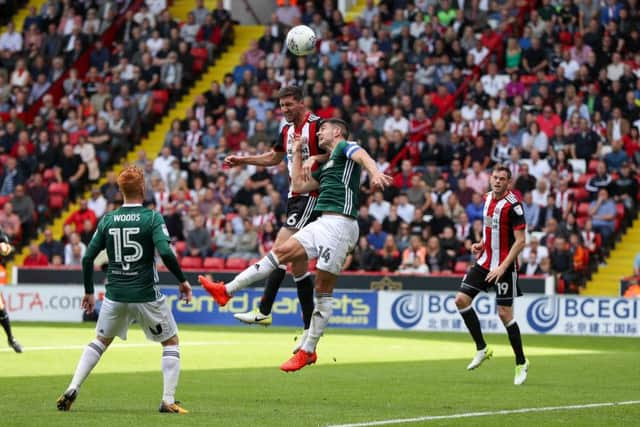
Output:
top-left (1, 0), bottom-right (48, 32)
top-left (169, 0), bottom-right (219, 22)
top-left (6, 25), bottom-right (264, 282)
top-left (583, 218), bottom-right (640, 296)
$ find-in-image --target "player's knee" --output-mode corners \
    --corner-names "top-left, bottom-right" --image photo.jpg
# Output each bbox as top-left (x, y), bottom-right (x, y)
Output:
top-left (291, 258), bottom-right (308, 277)
top-left (454, 293), bottom-right (471, 310)
top-left (497, 306), bottom-right (513, 323)
top-left (96, 336), bottom-right (114, 348)
top-left (162, 335), bottom-right (179, 346)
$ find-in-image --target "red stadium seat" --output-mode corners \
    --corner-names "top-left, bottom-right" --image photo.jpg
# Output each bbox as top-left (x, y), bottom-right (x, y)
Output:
top-left (49, 194), bottom-right (65, 210)
top-left (576, 173), bottom-right (593, 187)
top-left (49, 182), bottom-right (70, 198)
top-left (174, 240), bottom-right (187, 254)
top-left (577, 202), bottom-right (590, 217)
top-left (180, 256), bottom-right (203, 269)
top-left (0, 195), bottom-right (11, 208)
top-left (587, 159), bottom-right (599, 174)
top-left (203, 257), bottom-right (225, 269)
top-left (153, 90), bottom-right (169, 103)
top-left (190, 47), bottom-right (208, 60)
top-left (193, 58), bottom-right (205, 73)
top-left (454, 261), bottom-right (468, 274)
top-left (572, 187), bottom-right (589, 203)
top-left (616, 204), bottom-right (625, 220)
top-left (225, 258), bottom-right (248, 270)
top-left (577, 217), bottom-right (587, 229)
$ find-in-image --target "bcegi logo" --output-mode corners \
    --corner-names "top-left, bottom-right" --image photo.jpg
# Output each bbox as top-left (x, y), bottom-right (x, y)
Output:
top-left (527, 296), bottom-right (561, 333)
top-left (391, 293), bottom-right (423, 328)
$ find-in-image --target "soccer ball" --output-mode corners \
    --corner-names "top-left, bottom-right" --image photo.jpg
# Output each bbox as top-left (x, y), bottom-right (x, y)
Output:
top-left (285, 25), bottom-right (316, 56)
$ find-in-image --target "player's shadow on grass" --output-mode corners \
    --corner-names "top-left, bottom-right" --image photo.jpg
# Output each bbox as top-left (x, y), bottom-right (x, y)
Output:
top-left (3, 353), bottom-right (639, 427)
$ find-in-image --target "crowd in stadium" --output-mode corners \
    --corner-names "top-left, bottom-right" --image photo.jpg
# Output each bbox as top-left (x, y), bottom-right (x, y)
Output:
top-left (3, 0), bottom-right (640, 293)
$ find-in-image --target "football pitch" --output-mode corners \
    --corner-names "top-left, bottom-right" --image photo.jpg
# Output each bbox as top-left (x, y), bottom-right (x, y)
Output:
top-left (1, 323), bottom-right (638, 426)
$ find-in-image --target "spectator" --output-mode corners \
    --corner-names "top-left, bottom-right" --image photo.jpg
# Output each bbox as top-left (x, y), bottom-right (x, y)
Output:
top-left (396, 193), bottom-right (415, 224)
top-left (585, 161), bottom-right (613, 201)
top-left (589, 188), bottom-right (617, 246)
top-left (79, 219), bottom-right (96, 246)
top-left (24, 243), bottom-right (49, 266)
top-left (10, 184), bottom-right (35, 239)
top-left (379, 234), bottom-right (401, 272)
top-left (425, 236), bottom-right (453, 273)
top-left (40, 227), bottom-right (64, 261)
top-left (214, 222), bottom-right (238, 258)
top-left (55, 144), bottom-right (86, 198)
top-left (64, 232), bottom-right (86, 265)
top-left (87, 187), bottom-right (107, 219)
top-left (65, 200), bottom-right (97, 232)
top-left (230, 219), bottom-right (259, 260)
top-left (346, 236), bottom-right (379, 271)
top-left (519, 250), bottom-right (543, 275)
top-left (0, 203), bottom-right (21, 243)
top-left (465, 160), bottom-right (490, 194)
top-left (367, 220), bottom-right (387, 251)
top-left (399, 236), bottom-right (428, 274)
top-left (186, 215), bottom-right (212, 258)
top-left (0, 156), bottom-right (25, 196)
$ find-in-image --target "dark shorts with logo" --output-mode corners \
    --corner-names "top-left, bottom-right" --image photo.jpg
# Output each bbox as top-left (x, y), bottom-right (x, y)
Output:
top-left (459, 264), bottom-right (522, 307)
top-left (285, 196), bottom-right (320, 230)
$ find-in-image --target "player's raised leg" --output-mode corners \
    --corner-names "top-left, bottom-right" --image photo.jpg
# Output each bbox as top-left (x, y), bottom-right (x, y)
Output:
top-left (498, 305), bottom-right (529, 385)
top-left (199, 237), bottom-right (308, 306)
top-left (455, 290), bottom-right (492, 370)
top-left (233, 227), bottom-right (294, 325)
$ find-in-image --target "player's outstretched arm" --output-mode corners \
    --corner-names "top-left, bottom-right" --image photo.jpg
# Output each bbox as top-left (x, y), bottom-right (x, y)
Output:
top-left (291, 134), bottom-right (320, 193)
top-left (224, 150), bottom-right (285, 167)
top-left (350, 148), bottom-right (393, 190)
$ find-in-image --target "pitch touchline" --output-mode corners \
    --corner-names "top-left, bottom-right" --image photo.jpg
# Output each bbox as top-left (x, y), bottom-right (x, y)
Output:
top-left (327, 400), bottom-right (640, 427)
top-left (0, 341), bottom-right (238, 352)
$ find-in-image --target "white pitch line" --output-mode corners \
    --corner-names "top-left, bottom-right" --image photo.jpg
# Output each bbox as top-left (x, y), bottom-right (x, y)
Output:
top-left (0, 341), bottom-right (238, 352)
top-left (327, 400), bottom-right (640, 427)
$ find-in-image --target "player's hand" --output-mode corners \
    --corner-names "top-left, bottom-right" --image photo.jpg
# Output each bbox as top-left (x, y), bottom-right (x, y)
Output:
top-left (291, 134), bottom-right (303, 153)
top-left (0, 242), bottom-right (13, 256)
top-left (302, 157), bottom-right (316, 181)
top-left (371, 173), bottom-right (393, 190)
top-left (179, 281), bottom-right (192, 303)
top-left (471, 243), bottom-right (483, 256)
top-left (81, 293), bottom-right (95, 314)
top-left (224, 155), bottom-right (243, 167)
top-left (486, 265), bottom-right (506, 284)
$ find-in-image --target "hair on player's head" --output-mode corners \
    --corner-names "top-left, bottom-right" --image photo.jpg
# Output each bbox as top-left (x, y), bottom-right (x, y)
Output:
top-left (492, 164), bottom-right (512, 180)
top-left (278, 85), bottom-right (304, 101)
top-left (324, 118), bottom-right (349, 138)
top-left (118, 166), bottom-right (145, 200)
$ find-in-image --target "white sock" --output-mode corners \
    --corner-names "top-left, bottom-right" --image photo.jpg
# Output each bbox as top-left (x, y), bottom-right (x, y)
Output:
top-left (226, 252), bottom-right (280, 295)
top-left (69, 339), bottom-right (106, 391)
top-left (301, 294), bottom-right (333, 353)
top-left (161, 345), bottom-right (180, 405)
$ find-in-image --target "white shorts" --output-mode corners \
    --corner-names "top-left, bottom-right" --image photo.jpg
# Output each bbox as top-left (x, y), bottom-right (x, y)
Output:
top-left (96, 295), bottom-right (178, 342)
top-left (293, 214), bottom-right (359, 275)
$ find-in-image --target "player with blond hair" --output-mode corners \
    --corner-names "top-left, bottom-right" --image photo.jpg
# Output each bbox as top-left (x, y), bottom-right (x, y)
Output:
top-left (57, 167), bottom-right (193, 413)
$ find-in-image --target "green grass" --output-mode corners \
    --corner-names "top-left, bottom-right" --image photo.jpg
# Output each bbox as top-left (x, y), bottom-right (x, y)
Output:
top-left (1, 323), bottom-right (639, 426)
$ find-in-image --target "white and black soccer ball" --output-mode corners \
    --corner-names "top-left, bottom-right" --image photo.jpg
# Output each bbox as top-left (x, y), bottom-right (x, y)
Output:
top-left (285, 25), bottom-right (317, 56)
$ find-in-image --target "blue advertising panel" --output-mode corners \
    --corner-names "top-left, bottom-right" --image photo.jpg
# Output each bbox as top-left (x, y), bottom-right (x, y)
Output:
top-left (161, 287), bottom-right (378, 329)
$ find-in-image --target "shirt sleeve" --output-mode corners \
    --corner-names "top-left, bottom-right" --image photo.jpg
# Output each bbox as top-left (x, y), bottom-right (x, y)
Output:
top-left (509, 202), bottom-right (527, 230)
top-left (273, 125), bottom-right (287, 153)
top-left (341, 141), bottom-right (361, 159)
top-left (82, 217), bottom-right (107, 294)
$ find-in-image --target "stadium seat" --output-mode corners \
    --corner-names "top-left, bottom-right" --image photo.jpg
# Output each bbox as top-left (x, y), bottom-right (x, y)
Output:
top-left (203, 257), bottom-right (225, 269)
top-left (576, 173), bottom-right (593, 187)
top-left (577, 216), bottom-right (587, 229)
top-left (616, 204), bottom-right (625, 220)
top-left (573, 187), bottom-right (589, 202)
top-left (577, 202), bottom-right (590, 217)
top-left (174, 240), bottom-right (187, 254)
top-left (454, 261), bottom-right (468, 274)
top-left (180, 256), bottom-right (203, 269)
top-left (225, 258), bottom-right (249, 270)
top-left (49, 182), bottom-right (70, 198)
top-left (587, 159), bottom-right (599, 174)
top-left (153, 90), bottom-right (169, 103)
top-left (0, 195), bottom-right (11, 208)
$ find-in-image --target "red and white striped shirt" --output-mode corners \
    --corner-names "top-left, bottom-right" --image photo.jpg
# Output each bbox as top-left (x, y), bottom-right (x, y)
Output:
top-left (274, 111), bottom-right (323, 198)
top-left (477, 191), bottom-right (527, 270)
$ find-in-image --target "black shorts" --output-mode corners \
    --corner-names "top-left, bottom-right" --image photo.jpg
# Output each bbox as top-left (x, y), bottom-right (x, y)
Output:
top-left (459, 264), bottom-right (522, 307)
top-left (285, 196), bottom-right (320, 230)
